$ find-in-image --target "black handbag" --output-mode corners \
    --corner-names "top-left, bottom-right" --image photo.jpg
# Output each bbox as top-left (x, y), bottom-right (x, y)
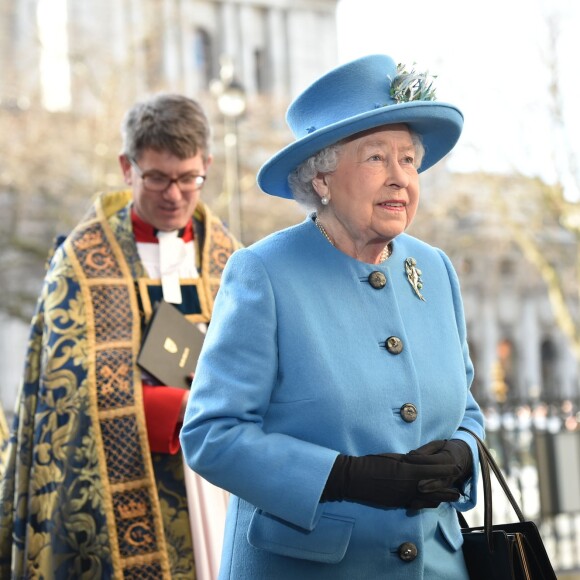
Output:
top-left (457, 427), bottom-right (557, 580)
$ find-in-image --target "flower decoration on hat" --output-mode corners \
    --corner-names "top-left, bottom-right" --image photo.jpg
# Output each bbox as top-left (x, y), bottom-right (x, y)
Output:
top-left (389, 63), bottom-right (437, 104)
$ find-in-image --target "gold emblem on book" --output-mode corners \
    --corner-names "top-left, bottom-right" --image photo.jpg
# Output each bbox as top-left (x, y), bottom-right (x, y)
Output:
top-left (179, 347), bottom-right (190, 368)
top-left (163, 337), bottom-right (178, 354)
top-left (163, 337), bottom-right (189, 368)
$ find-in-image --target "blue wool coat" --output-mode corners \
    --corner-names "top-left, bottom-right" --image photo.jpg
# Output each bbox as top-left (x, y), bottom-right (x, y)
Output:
top-left (181, 217), bottom-right (485, 580)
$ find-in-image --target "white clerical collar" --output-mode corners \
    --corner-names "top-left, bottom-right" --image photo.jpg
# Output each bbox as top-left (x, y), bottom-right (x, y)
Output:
top-left (156, 230), bottom-right (187, 304)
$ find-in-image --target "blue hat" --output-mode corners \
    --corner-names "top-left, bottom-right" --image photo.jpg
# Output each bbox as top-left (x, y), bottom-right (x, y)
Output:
top-left (257, 54), bottom-right (463, 199)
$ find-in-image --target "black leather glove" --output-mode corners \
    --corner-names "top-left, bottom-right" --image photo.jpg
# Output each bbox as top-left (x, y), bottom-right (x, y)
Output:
top-left (404, 439), bottom-right (473, 487)
top-left (322, 452), bottom-right (462, 509)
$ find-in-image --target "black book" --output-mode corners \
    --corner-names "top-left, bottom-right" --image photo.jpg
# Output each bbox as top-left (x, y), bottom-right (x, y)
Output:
top-left (137, 300), bottom-right (205, 389)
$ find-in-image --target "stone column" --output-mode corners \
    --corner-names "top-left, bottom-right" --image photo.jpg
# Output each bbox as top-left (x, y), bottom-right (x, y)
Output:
top-left (480, 296), bottom-right (498, 403)
top-left (162, 0), bottom-right (181, 86)
top-left (266, 7), bottom-right (290, 98)
top-left (518, 296), bottom-right (542, 400)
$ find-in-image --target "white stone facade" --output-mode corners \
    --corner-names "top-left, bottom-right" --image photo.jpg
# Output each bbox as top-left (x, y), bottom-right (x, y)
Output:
top-left (2, 0), bottom-right (338, 112)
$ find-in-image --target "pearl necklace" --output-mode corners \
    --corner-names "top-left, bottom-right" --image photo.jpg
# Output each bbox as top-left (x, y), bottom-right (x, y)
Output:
top-left (314, 217), bottom-right (391, 263)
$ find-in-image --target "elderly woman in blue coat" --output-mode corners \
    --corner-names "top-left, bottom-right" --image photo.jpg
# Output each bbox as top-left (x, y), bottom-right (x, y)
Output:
top-left (181, 54), bottom-right (484, 579)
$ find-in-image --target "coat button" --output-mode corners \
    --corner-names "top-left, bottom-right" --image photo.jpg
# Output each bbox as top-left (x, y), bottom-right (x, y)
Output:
top-left (368, 271), bottom-right (387, 289)
top-left (398, 542), bottom-right (418, 562)
top-left (385, 336), bottom-right (403, 354)
top-left (400, 403), bottom-right (418, 423)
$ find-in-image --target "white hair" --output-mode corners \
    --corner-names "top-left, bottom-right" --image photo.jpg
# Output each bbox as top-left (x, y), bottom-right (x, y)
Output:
top-left (288, 130), bottom-right (425, 212)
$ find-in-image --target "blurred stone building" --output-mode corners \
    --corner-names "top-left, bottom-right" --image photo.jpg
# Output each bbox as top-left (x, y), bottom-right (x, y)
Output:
top-left (0, 0), bottom-right (340, 415)
top-left (2, 0), bottom-right (338, 109)
top-left (0, 0), bottom-right (578, 421)
top-left (415, 168), bottom-right (579, 408)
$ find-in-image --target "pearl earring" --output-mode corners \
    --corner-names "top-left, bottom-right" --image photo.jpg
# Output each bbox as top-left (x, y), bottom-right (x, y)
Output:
top-left (321, 195), bottom-right (330, 206)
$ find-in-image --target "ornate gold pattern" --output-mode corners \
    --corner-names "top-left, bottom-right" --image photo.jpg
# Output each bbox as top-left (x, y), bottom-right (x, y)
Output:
top-left (114, 488), bottom-right (158, 555)
top-left (200, 206), bottom-right (242, 303)
top-left (91, 285), bottom-right (134, 343)
top-left (0, 191), bottom-right (237, 579)
top-left (124, 561), bottom-right (164, 580)
top-left (73, 224), bottom-right (124, 278)
top-left (97, 349), bottom-right (134, 407)
top-left (67, 194), bottom-right (171, 578)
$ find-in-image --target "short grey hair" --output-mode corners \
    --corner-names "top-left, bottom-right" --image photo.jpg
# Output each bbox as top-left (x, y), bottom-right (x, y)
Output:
top-left (121, 94), bottom-right (212, 162)
top-left (288, 130), bottom-right (425, 212)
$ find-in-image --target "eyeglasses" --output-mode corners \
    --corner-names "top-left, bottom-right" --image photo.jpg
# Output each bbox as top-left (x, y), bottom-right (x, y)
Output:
top-left (128, 157), bottom-right (206, 193)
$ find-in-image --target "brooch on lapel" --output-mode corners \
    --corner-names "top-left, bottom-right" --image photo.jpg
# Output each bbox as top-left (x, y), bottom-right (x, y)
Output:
top-left (405, 257), bottom-right (425, 301)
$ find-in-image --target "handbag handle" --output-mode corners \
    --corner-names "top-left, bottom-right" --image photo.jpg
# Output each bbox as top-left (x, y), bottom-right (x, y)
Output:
top-left (458, 427), bottom-right (525, 552)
